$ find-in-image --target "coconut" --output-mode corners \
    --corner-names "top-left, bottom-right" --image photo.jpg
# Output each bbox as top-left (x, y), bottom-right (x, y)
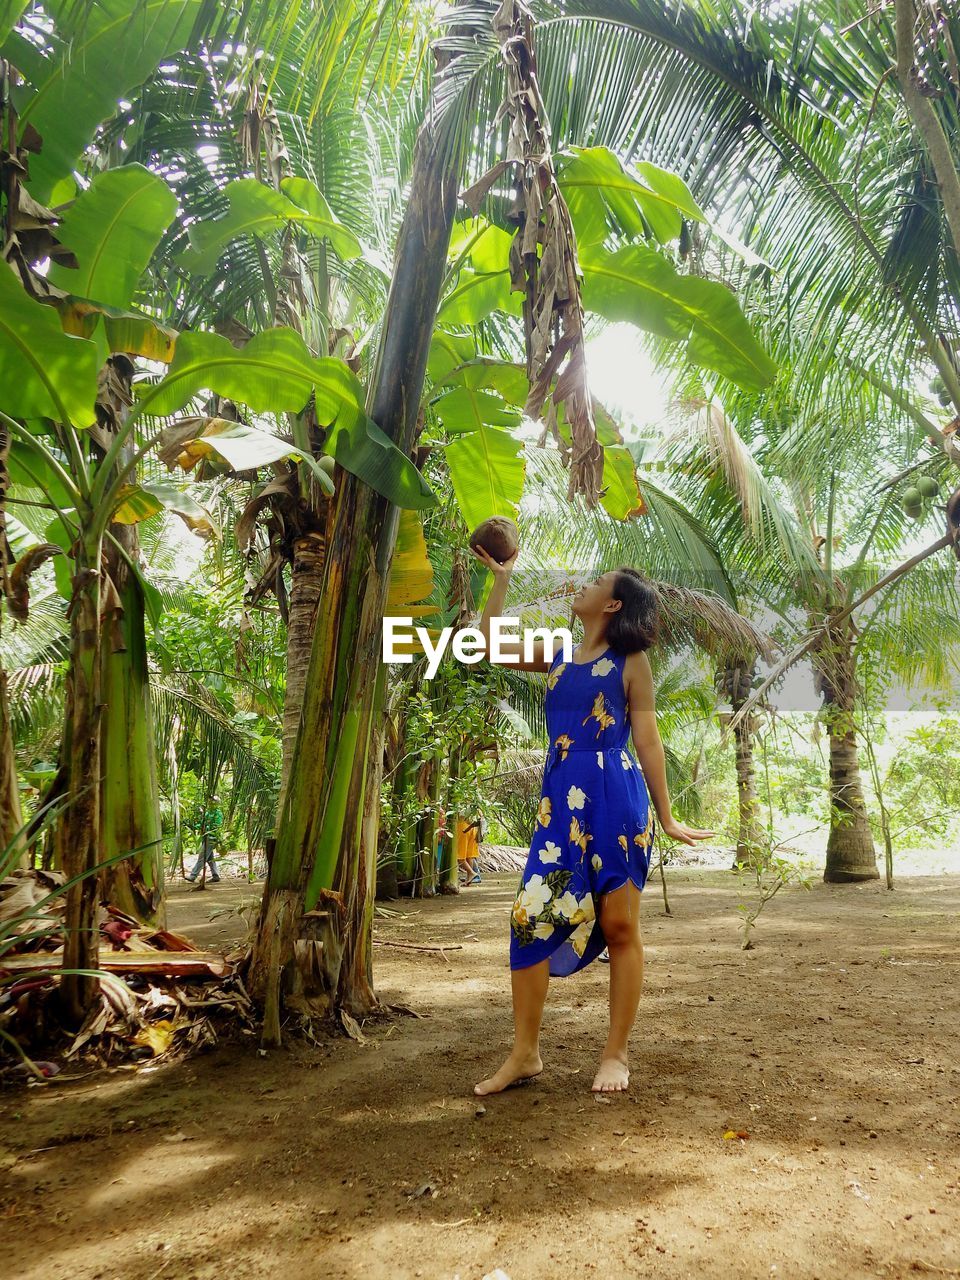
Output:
top-left (469, 515), bottom-right (519, 564)
top-left (902, 486), bottom-right (922, 510)
top-left (917, 475), bottom-right (939, 499)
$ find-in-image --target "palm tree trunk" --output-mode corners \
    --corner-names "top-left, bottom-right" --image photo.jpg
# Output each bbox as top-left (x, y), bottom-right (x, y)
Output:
top-left (812, 618), bottom-right (879, 883)
top-left (732, 710), bottom-right (764, 868)
top-left (99, 526), bottom-right (164, 925)
top-left (248, 95), bottom-right (460, 1038)
top-left (718, 658), bottom-right (764, 868)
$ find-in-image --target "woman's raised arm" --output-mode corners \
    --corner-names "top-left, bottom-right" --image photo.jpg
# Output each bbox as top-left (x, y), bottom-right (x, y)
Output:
top-left (465, 546), bottom-right (553, 672)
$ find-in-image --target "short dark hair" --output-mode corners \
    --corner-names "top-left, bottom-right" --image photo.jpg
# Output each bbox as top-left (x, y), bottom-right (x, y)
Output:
top-left (606, 568), bottom-right (659, 654)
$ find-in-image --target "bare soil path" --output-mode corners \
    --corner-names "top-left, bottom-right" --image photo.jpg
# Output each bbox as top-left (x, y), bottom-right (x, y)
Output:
top-left (2, 868), bottom-right (959, 1280)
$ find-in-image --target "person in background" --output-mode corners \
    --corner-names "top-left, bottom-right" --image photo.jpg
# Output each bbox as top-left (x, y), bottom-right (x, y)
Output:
top-left (436, 807), bottom-right (448, 869)
top-left (185, 795), bottom-right (225, 884)
top-left (457, 814), bottom-right (483, 886)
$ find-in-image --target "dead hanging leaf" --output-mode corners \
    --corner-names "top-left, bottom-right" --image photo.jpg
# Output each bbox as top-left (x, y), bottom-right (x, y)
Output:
top-left (446, 547), bottom-right (475, 629)
top-left (460, 0), bottom-right (603, 508)
top-left (157, 416), bottom-right (235, 472)
top-left (947, 484), bottom-right (960, 561)
top-left (7, 544), bottom-right (62, 622)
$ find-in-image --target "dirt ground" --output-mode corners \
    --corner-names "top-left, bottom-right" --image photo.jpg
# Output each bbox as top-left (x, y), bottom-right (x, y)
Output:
top-left (2, 864), bottom-right (960, 1280)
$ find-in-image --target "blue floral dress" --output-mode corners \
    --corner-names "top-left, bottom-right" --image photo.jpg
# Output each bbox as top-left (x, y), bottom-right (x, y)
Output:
top-left (509, 645), bottom-right (655, 976)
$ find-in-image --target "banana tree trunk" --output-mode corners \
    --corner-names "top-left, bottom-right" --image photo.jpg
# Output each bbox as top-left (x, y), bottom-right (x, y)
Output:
top-left (416, 754), bottom-right (442, 898)
top-left (438, 744), bottom-right (460, 894)
top-left (57, 532), bottom-right (103, 1026)
top-left (376, 699), bottom-right (405, 900)
top-left (279, 528), bottom-right (328, 806)
top-left (813, 618), bottom-right (879, 883)
top-left (248, 81), bottom-right (460, 1041)
top-left (0, 668), bottom-right (22, 858)
top-left (99, 526), bottom-right (164, 925)
top-left (0, 419), bottom-right (24, 858)
top-left (336, 658), bottom-right (388, 1009)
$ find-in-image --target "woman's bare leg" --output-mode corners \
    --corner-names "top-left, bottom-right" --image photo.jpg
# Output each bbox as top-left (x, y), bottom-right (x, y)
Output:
top-left (593, 879), bottom-right (644, 1092)
top-left (474, 958), bottom-right (549, 1096)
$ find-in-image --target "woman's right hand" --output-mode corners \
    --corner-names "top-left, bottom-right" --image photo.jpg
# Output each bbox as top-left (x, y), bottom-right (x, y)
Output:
top-left (470, 545), bottom-right (519, 577)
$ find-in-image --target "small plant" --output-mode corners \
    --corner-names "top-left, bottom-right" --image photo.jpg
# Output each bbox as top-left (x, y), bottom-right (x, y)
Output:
top-left (734, 834), bottom-right (815, 949)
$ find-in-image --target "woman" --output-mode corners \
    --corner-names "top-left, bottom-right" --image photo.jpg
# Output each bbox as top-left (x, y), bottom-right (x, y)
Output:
top-left (456, 815), bottom-right (483, 885)
top-left (470, 545), bottom-right (713, 1096)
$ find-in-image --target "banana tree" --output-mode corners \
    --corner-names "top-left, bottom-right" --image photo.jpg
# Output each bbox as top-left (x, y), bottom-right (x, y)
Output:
top-left (2, 150), bottom-right (429, 1020)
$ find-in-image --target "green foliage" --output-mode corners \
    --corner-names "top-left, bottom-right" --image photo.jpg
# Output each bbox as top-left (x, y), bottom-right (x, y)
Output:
top-left (0, 266), bottom-right (97, 426)
top-left (557, 145), bottom-right (705, 247)
top-left (579, 244), bottom-right (777, 390)
top-left (178, 175), bottom-right (362, 276)
top-left (49, 164), bottom-right (177, 308)
top-left (5, 0), bottom-right (203, 201)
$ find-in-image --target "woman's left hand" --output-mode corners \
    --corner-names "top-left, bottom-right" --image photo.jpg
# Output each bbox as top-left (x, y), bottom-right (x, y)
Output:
top-left (658, 816), bottom-right (715, 846)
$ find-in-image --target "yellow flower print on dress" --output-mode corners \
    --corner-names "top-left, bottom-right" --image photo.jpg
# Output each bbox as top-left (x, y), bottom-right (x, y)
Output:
top-left (618, 834), bottom-right (628, 852)
top-left (570, 920), bottom-right (593, 957)
top-left (591, 657), bottom-right (615, 677)
top-left (582, 692), bottom-right (615, 737)
top-left (554, 732), bottom-right (574, 761)
top-left (537, 796), bottom-right (552, 827)
top-left (634, 808), bottom-right (655, 850)
top-left (546, 662), bottom-right (567, 690)
top-left (569, 815), bottom-right (593, 854)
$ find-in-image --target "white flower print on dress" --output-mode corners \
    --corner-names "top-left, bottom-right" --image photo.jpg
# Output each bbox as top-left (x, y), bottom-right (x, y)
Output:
top-left (596, 751), bottom-right (604, 769)
top-left (512, 874), bottom-right (552, 927)
top-left (591, 657), bottom-right (615, 677)
top-left (574, 892), bottom-right (596, 924)
top-left (620, 749), bottom-right (633, 769)
top-left (555, 889), bottom-right (594, 924)
top-left (553, 889), bottom-right (581, 920)
top-left (539, 841), bottom-right (562, 865)
top-left (591, 853), bottom-right (603, 871)
top-left (533, 921), bottom-right (555, 940)
top-left (566, 784), bottom-right (587, 811)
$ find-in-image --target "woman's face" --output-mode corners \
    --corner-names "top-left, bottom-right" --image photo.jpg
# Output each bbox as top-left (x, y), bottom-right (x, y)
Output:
top-left (571, 571), bottom-right (619, 621)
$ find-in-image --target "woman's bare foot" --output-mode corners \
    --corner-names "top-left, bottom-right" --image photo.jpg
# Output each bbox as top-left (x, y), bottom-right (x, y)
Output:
top-left (474, 1049), bottom-right (543, 1096)
top-left (592, 1054), bottom-right (629, 1092)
